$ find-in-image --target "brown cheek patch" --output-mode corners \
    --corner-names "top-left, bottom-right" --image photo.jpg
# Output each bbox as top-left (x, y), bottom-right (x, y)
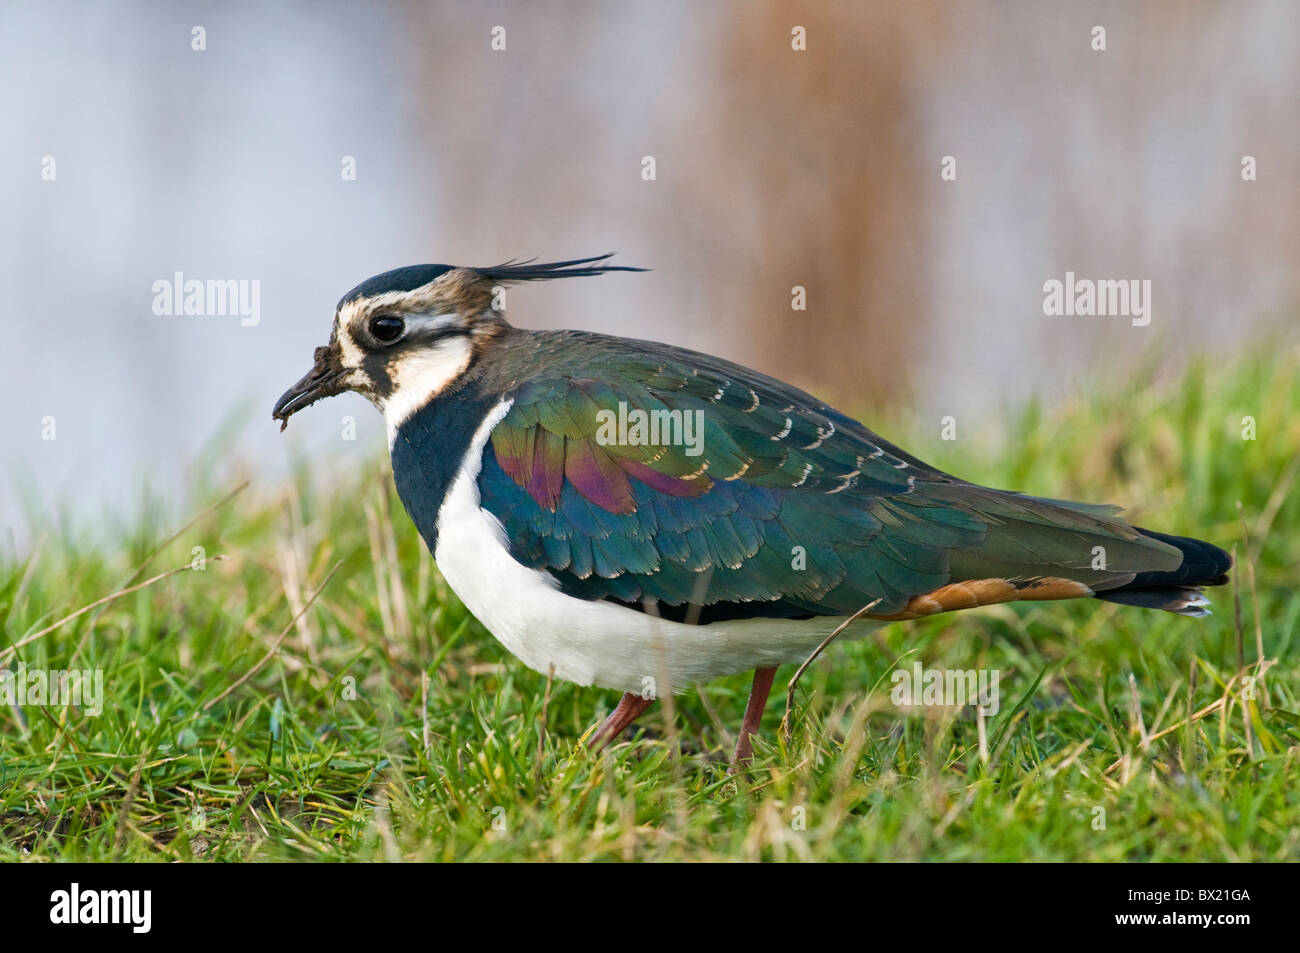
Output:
top-left (868, 576), bottom-right (1094, 621)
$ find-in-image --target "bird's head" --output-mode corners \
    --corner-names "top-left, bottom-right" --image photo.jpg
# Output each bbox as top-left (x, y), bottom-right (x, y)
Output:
top-left (272, 254), bottom-right (644, 432)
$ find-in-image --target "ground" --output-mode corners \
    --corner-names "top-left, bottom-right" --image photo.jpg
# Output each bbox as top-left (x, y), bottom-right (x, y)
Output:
top-left (2, 342), bottom-right (1297, 861)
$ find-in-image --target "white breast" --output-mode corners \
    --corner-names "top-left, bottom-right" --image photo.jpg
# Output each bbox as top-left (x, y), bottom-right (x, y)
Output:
top-left (428, 399), bottom-right (878, 695)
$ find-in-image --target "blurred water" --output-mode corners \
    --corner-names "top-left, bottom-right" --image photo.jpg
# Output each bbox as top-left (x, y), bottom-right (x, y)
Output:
top-left (2, 2), bottom-right (441, 548)
top-left (2, 1), bottom-right (1295, 553)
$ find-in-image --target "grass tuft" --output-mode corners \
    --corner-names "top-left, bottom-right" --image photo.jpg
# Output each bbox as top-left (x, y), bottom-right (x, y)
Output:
top-left (2, 343), bottom-right (1297, 861)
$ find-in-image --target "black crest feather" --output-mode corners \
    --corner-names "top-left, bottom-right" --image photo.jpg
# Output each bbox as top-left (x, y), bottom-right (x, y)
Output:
top-left (473, 254), bottom-right (647, 283)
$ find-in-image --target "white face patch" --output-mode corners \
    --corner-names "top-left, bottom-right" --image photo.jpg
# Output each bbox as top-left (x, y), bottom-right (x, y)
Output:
top-left (334, 302), bottom-right (460, 365)
top-left (381, 336), bottom-right (474, 444)
top-left (334, 325), bottom-right (369, 389)
top-left (331, 297), bottom-right (472, 436)
top-left (400, 312), bottom-right (462, 336)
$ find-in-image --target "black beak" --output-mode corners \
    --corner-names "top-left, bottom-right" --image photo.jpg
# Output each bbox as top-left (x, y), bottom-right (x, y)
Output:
top-left (272, 344), bottom-right (347, 431)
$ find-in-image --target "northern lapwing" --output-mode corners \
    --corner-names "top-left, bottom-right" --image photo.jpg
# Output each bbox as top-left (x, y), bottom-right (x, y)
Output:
top-left (272, 256), bottom-right (1231, 766)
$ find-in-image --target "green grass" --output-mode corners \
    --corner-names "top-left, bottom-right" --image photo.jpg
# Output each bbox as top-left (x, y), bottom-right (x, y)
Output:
top-left (2, 343), bottom-right (1297, 862)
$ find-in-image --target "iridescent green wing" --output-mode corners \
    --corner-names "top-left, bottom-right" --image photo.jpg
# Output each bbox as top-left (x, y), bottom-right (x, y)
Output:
top-left (478, 340), bottom-right (1180, 617)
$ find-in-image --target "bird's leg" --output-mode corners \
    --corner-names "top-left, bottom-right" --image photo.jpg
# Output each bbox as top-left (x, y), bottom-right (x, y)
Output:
top-left (587, 692), bottom-right (655, 751)
top-left (730, 666), bottom-right (778, 771)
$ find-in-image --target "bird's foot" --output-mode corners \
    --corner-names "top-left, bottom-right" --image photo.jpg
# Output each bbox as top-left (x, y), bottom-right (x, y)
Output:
top-left (587, 692), bottom-right (655, 751)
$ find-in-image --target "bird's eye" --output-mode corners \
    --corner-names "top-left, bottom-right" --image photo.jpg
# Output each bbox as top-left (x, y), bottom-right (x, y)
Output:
top-left (369, 315), bottom-right (405, 343)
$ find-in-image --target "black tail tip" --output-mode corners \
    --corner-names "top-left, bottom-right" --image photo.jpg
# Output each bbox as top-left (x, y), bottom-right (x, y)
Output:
top-left (1096, 528), bottom-right (1232, 617)
top-left (1130, 527), bottom-right (1233, 587)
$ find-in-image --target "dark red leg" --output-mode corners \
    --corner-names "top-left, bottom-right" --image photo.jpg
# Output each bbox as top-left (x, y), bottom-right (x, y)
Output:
top-left (730, 666), bottom-right (778, 770)
top-left (587, 692), bottom-right (655, 751)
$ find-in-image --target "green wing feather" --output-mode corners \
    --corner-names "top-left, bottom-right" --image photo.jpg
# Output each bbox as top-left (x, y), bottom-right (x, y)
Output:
top-left (478, 332), bottom-right (1180, 617)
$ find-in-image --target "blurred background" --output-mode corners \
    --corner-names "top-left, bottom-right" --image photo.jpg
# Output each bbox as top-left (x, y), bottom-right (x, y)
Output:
top-left (2, 0), bottom-right (1296, 549)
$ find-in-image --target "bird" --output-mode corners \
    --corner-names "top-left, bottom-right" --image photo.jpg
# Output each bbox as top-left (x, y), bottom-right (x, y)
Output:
top-left (272, 254), bottom-right (1232, 767)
